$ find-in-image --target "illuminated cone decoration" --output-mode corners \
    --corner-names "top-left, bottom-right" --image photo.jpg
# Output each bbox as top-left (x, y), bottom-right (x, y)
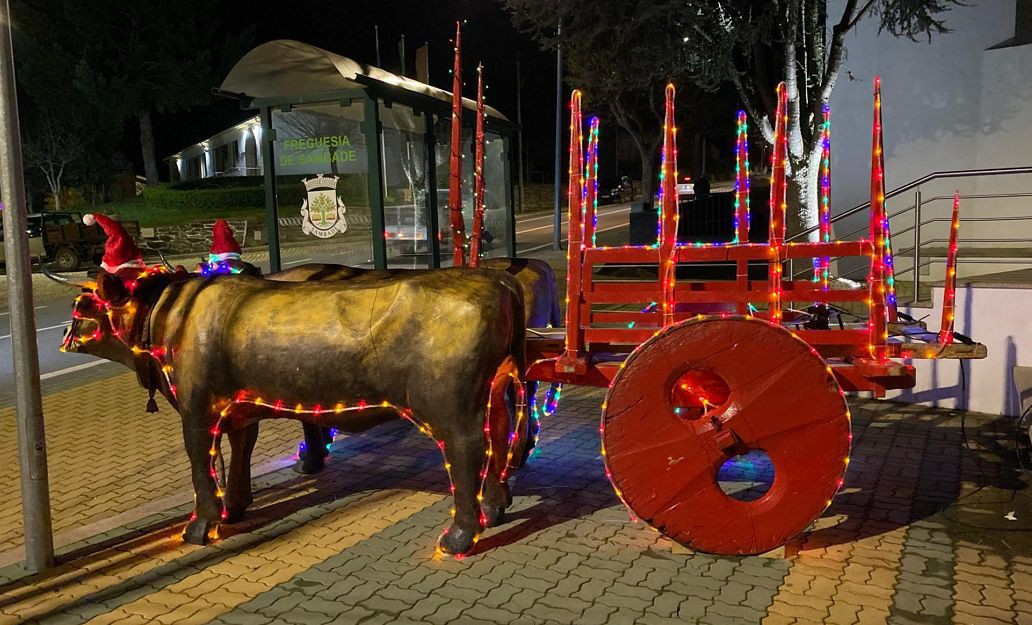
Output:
top-left (448, 21), bottom-right (466, 266)
top-left (867, 77), bottom-right (891, 360)
top-left (659, 83), bottom-right (679, 327)
top-left (469, 63), bottom-right (486, 267)
top-left (733, 110), bottom-right (750, 244)
top-left (584, 117), bottom-right (600, 247)
top-left (815, 103), bottom-right (831, 292)
top-left (210, 219), bottom-right (242, 262)
top-left (560, 90), bottom-right (585, 364)
top-left (938, 192), bottom-right (961, 345)
top-left (768, 82), bottom-right (789, 325)
top-left (872, 79), bottom-right (899, 322)
top-left (83, 213), bottom-right (145, 275)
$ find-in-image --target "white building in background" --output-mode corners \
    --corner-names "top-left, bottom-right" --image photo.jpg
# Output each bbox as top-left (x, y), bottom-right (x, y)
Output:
top-left (830, 0), bottom-right (1032, 274)
top-left (828, 0), bottom-right (1032, 416)
top-left (166, 116), bottom-right (262, 182)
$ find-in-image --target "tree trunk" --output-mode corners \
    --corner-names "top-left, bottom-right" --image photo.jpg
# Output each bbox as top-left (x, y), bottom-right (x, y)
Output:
top-left (786, 146), bottom-right (823, 242)
top-left (139, 110), bottom-right (160, 185)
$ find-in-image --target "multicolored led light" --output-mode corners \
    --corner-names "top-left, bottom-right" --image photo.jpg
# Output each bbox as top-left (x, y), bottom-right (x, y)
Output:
top-left (814, 103), bottom-right (831, 293)
top-left (560, 90), bottom-right (585, 362)
top-left (733, 110), bottom-right (750, 244)
top-left (938, 192), bottom-right (961, 345)
top-left (584, 117), bottom-right (600, 247)
top-left (658, 83), bottom-right (679, 327)
top-left (767, 83), bottom-right (789, 325)
top-left (867, 77), bottom-right (890, 361)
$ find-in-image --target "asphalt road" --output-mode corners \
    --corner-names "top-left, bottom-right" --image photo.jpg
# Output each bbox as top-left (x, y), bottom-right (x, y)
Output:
top-left (0, 203), bottom-right (631, 402)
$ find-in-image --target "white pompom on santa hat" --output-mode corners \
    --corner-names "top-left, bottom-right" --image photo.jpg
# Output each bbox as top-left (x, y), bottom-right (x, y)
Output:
top-left (83, 213), bottom-right (146, 274)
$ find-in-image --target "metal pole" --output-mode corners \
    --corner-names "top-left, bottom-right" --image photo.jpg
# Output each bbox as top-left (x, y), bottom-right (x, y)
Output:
top-left (552, 20), bottom-right (563, 251)
top-left (260, 106), bottom-right (281, 273)
top-left (0, 0), bottom-right (54, 572)
top-left (913, 189), bottom-right (922, 303)
top-left (515, 58), bottom-right (526, 215)
top-left (374, 25), bottom-right (382, 67)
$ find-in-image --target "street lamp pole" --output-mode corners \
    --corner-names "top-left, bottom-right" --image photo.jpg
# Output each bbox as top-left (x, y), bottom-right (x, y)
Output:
top-left (552, 20), bottom-right (563, 250)
top-left (0, 0), bottom-right (54, 572)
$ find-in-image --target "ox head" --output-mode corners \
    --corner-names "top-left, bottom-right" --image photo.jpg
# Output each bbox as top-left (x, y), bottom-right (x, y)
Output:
top-left (198, 219), bottom-right (262, 278)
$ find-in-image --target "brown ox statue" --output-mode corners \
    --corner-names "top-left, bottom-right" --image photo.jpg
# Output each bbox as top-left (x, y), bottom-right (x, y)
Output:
top-left (50, 260), bottom-right (528, 557)
top-left (263, 258), bottom-right (560, 473)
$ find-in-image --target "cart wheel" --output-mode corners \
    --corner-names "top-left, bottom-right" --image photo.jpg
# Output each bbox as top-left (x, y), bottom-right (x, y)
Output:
top-left (52, 246), bottom-right (80, 272)
top-left (601, 316), bottom-right (850, 555)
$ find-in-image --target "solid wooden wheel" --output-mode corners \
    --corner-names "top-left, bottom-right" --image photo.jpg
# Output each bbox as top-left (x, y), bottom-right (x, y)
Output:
top-left (601, 316), bottom-right (850, 555)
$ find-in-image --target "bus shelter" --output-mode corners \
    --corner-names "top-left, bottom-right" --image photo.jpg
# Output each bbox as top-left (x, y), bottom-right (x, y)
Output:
top-left (219, 39), bottom-right (518, 271)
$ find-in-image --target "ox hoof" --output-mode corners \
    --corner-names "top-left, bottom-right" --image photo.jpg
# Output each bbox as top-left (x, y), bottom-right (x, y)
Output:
top-left (294, 456), bottom-right (325, 475)
top-left (183, 518), bottom-right (215, 545)
top-left (482, 505), bottom-right (506, 528)
top-left (223, 507), bottom-right (246, 524)
top-left (438, 525), bottom-right (476, 556)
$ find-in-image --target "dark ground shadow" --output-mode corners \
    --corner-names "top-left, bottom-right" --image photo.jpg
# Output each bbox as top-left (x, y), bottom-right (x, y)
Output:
top-left (788, 398), bottom-right (1032, 553)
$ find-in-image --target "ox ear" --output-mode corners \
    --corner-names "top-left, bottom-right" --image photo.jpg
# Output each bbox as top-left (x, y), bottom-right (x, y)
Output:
top-left (95, 272), bottom-right (129, 304)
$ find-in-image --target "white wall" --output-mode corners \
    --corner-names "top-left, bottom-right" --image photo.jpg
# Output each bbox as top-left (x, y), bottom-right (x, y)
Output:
top-left (886, 284), bottom-right (1032, 416)
top-left (829, 0), bottom-right (1032, 281)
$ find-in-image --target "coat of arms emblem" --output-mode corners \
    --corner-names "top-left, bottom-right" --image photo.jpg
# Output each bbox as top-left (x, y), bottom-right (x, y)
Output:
top-left (300, 175), bottom-right (348, 238)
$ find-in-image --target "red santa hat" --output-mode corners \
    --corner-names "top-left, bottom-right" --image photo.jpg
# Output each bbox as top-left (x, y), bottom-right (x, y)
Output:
top-left (83, 213), bottom-right (145, 274)
top-left (209, 219), bottom-right (242, 261)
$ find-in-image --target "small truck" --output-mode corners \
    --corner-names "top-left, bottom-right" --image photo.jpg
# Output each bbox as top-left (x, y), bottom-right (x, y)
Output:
top-left (0, 212), bottom-right (140, 272)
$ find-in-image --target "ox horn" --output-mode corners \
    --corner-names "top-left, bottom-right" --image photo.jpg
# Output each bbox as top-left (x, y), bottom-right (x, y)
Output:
top-left (154, 248), bottom-right (175, 271)
top-left (37, 256), bottom-right (92, 289)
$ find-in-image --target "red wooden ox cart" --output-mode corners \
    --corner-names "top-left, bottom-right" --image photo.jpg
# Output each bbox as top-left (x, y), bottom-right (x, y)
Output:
top-left (507, 81), bottom-right (984, 556)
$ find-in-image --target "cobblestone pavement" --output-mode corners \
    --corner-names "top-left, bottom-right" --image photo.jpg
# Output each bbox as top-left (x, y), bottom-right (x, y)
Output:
top-left (1, 377), bottom-right (1031, 624)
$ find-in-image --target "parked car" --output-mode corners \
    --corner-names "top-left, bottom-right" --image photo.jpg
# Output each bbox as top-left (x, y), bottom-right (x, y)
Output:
top-left (0, 212), bottom-right (140, 272)
top-left (599, 175), bottom-right (635, 205)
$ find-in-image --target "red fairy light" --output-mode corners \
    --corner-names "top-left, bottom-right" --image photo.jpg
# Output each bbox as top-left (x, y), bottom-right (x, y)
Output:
top-left (768, 83), bottom-right (789, 325)
top-left (561, 90), bottom-right (585, 362)
top-left (939, 192), bottom-right (961, 345)
top-left (469, 64), bottom-right (487, 267)
top-left (448, 21), bottom-right (466, 266)
top-left (659, 83), bottom-right (678, 327)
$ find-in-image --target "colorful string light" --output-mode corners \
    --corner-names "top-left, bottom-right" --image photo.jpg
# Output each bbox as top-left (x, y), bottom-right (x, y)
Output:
top-left (814, 103), bottom-right (831, 293)
top-left (938, 192), bottom-right (961, 345)
top-left (658, 83), bottom-right (679, 327)
top-left (867, 77), bottom-right (890, 361)
top-left (767, 83), bottom-right (789, 325)
top-left (733, 110), bottom-right (750, 244)
top-left (584, 117), bottom-right (600, 247)
top-left (559, 90), bottom-right (585, 365)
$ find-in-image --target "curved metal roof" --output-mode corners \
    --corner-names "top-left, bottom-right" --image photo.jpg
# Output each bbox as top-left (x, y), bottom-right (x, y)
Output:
top-left (221, 40), bottom-right (509, 122)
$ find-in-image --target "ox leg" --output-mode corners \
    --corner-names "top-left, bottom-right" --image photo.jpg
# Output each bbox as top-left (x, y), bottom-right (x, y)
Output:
top-left (224, 422), bottom-right (259, 523)
top-left (181, 418), bottom-right (223, 545)
top-left (295, 422), bottom-right (328, 474)
top-left (437, 429), bottom-right (489, 556)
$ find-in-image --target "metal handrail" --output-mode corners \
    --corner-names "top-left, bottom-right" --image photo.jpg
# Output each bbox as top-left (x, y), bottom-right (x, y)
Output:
top-left (787, 165), bottom-right (1032, 242)
top-left (786, 166), bottom-right (1032, 301)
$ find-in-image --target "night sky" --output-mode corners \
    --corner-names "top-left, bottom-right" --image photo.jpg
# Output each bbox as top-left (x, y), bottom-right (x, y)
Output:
top-left (148, 0), bottom-right (561, 181)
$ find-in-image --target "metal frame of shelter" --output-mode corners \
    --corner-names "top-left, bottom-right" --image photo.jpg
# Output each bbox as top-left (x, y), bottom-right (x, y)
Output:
top-left (219, 42), bottom-right (520, 273)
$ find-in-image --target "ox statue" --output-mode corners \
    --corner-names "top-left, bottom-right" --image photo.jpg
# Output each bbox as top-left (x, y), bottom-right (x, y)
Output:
top-left (49, 215), bottom-right (529, 556)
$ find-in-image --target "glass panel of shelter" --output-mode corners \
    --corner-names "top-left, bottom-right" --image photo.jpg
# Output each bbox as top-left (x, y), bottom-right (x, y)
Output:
top-left (378, 102), bottom-right (432, 269)
top-left (270, 99), bottom-right (374, 268)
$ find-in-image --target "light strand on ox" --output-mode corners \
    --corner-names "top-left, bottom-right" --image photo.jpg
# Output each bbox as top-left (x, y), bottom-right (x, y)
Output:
top-left (767, 83), bottom-right (789, 325)
top-left (733, 110), bottom-right (750, 244)
top-left (469, 63), bottom-right (487, 267)
top-left (658, 83), bottom-right (678, 327)
top-left (448, 20), bottom-right (466, 266)
top-left (938, 192), bottom-right (961, 345)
